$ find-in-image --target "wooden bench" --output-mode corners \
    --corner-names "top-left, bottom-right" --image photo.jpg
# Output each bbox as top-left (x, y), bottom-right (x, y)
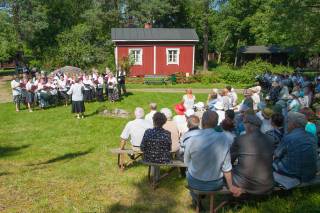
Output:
top-left (110, 148), bottom-right (143, 171)
top-left (143, 75), bottom-right (169, 85)
top-left (142, 160), bottom-right (187, 190)
top-left (187, 174), bottom-right (320, 213)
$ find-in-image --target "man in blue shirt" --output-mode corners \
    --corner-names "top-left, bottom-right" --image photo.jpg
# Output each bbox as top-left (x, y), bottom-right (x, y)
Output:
top-left (184, 111), bottom-right (241, 207)
top-left (273, 112), bottom-right (318, 187)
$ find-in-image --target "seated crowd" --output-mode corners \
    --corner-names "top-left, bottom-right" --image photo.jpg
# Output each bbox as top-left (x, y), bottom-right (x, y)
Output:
top-left (10, 67), bottom-right (126, 113)
top-left (119, 74), bottom-right (320, 207)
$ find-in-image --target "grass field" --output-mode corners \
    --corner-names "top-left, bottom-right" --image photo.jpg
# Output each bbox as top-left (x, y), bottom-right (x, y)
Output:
top-left (126, 82), bottom-right (252, 89)
top-left (0, 92), bottom-right (320, 212)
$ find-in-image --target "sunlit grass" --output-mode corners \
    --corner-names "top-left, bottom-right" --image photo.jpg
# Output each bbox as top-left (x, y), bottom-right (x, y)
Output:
top-left (0, 92), bottom-right (319, 212)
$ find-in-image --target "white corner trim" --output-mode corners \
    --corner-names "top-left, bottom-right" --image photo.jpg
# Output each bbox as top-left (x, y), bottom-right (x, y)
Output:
top-left (166, 48), bottom-right (180, 65)
top-left (129, 48), bottom-right (143, 65)
top-left (154, 46), bottom-right (156, 74)
top-left (192, 45), bottom-right (195, 74)
top-left (115, 46), bottom-right (118, 70)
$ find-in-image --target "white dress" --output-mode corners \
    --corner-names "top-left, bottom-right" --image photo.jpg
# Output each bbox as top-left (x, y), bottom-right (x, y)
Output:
top-left (183, 95), bottom-right (196, 110)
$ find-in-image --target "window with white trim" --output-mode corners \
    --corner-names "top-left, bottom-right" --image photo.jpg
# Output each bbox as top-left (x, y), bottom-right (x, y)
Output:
top-left (166, 48), bottom-right (180, 65)
top-left (129, 48), bottom-right (143, 65)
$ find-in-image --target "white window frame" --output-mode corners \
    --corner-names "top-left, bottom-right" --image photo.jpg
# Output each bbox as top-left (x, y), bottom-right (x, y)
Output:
top-left (166, 48), bottom-right (180, 65)
top-left (128, 48), bottom-right (143, 65)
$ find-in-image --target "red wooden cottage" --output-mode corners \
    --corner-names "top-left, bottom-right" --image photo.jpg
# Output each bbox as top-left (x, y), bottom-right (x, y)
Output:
top-left (111, 27), bottom-right (199, 77)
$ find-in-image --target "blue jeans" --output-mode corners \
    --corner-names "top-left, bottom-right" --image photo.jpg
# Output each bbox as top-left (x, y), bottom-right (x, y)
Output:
top-left (187, 172), bottom-right (224, 203)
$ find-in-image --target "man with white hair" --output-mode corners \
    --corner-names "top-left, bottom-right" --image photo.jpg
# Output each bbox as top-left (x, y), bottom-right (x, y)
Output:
top-left (273, 112), bottom-right (318, 188)
top-left (161, 108), bottom-right (180, 152)
top-left (120, 107), bottom-right (152, 151)
top-left (145, 103), bottom-right (157, 125)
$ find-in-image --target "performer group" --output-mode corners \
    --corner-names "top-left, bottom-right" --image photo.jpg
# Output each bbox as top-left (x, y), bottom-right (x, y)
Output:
top-left (10, 67), bottom-right (127, 118)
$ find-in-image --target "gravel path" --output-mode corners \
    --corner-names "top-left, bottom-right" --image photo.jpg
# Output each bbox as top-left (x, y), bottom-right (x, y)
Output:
top-left (128, 88), bottom-right (244, 94)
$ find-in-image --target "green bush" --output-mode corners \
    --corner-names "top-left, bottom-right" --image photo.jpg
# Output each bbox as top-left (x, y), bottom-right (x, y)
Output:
top-left (191, 71), bottom-right (220, 84)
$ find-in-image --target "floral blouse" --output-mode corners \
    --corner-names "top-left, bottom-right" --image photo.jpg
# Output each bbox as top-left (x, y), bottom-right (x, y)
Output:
top-left (140, 127), bottom-right (172, 164)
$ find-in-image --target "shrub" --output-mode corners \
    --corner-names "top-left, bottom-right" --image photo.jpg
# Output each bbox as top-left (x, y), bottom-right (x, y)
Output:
top-left (191, 71), bottom-right (220, 84)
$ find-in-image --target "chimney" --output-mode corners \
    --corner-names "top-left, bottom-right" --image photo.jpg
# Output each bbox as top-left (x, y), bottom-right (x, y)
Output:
top-left (144, 22), bottom-right (152, 29)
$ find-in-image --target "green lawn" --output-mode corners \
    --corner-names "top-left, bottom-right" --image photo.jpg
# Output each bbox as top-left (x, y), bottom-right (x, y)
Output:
top-left (0, 92), bottom-right (319, 212)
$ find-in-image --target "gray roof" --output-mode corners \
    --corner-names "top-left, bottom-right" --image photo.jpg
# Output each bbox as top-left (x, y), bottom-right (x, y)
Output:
top-left (111, 28), bottom-right (199, 42)
top-left (239, 45), bottom-right (291, 54)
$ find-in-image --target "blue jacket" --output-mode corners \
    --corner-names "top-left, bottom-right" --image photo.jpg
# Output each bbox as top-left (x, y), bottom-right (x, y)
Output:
top-left (273, 128), bottom-right (318, 182)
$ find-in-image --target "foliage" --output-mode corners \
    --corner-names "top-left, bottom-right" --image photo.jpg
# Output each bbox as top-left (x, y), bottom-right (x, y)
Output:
top-left (0, 11), bottom-right (18, 62)
top-left (118, 55), bottom-right (134, 75)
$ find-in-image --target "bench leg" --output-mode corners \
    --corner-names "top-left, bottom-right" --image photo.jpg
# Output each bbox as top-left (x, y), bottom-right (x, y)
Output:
top-left (119, 153), bottom-right (125, 171)
top-left (209, 194), bottom-right (215, 213)
top-left (196, 194), bottom-right (200, 213)
top-left (149, 165), bottom-right (160, 190)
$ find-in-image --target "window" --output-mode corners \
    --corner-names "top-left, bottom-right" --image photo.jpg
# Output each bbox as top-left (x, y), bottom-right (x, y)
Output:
top-left (129, 48), bottom-right (143, 65)
top-left (166, 48), bottom-right (180, 65)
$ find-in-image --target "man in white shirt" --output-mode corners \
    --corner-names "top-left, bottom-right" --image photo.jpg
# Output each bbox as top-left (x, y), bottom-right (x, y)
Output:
top-left (145, 103), bottom-right (157, 126)
top-left (11, 76), bottom-right (21, 112)
top-left (120, 107), bottom-right (152, 151)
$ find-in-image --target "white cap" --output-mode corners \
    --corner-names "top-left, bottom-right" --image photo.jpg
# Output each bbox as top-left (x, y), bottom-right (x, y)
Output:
top-left (184, 109), bottom-right (195, 117)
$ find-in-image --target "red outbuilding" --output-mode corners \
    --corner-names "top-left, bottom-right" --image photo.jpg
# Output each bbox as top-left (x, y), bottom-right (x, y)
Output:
top-left (111, 27), bottom-right (199, 77)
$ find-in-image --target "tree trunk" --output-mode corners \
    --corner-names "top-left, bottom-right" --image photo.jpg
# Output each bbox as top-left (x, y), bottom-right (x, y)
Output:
top-left (234, 39), bottom-right (240, 67)
top-left (202, 1), bottom-right (209, 71)
top-left (217, 34), bottom-right (229, 64)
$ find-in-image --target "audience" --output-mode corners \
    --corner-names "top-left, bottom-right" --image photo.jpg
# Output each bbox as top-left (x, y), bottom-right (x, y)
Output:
top-left (145, 102), bottom-right (157, 125)
top-left (300, 107), bottom-right (318, 139)
top-left (120, 107), bottom-right (152, 151)
top-left (141, 112), bottom-right (172, 164)
top-left (221, 118), bottom-right (236, 147)
top-left (179, 115), bottom-right (201, 156)
top-left (184, 111), bottom-right (241, 207)
top-left (231, 114), bottom-right (274, 195)
top-left (273, 112), bottom-right (318, 188)
top-left (161, 108), bottom-right (180, 152)
top-left (265, 113), bottom-right (285, 149)
top-left (260, 108), bottom-right (273, 133)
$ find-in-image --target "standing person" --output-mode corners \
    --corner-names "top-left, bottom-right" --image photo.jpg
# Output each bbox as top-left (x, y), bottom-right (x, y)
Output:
top-left (58, 75), bottom-right (69, 106)
top-left (67, 78), bottom-right (85, 119)
top-left (104, 68), bottom-right (110, 98)
top-left (231, 114), bottom-right (274, 195)
top-left (117, 69), bottom-right (127, 96)
top-left (214, 102), bottom-right (225, 125)
top-left (83, 75), bottom-right (93, 102)
top-left (226, 86), bottom-right (238, 108)
top-left (221, 88), bottom-right (232, 111)
top-left (145, 103), bottom-right (157, 125)
top-left (107, 73), bottom-right (118, 102)
top-left (25, 77), bottom-right (34, 112)
top-left (182, 89), bottom-right (196, 110)
top-left (173, 104), bottom-right (188, 136)
top-left (11, 75), bottom-right (21, 112)
top-left (207, 91), bottom-right (218, 111)
top-left (96, 73), bottom-right (104, 102)
top-left (242, 89), bottom-right (254, 110)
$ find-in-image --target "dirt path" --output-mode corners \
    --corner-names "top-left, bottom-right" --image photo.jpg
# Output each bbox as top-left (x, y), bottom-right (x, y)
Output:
top-left (0, 76), bottom-right (12, 103)
top-left (128, 88), bottom-right (244, 94)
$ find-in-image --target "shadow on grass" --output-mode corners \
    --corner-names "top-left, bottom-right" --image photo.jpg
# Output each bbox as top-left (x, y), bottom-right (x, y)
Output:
top-left (0, 172), bottom-right (10, 176)
top-left (29, 148), bottom-right (94, 166)
top-left (106, 170), bottom-right (184, 213)
top-left (0, 145), bottom-right (31, 158)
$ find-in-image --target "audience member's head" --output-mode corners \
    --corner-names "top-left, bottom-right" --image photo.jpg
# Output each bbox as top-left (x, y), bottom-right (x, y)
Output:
top-left (221, 118), bottom-right (235, 132)
top-left (300, 107), bottom-right (317, 123)
top-left (225, 109), bottom-right (235, 120)
top-left (243, 89), bottom-right (252, 97)
top-left (287, 112), bottom-right (307, 132)
top-left (202, 111), bottom-right (218, 129)
top-left (187, 115), bottom-right (200, 130)
top-left (226, 85), bottom-right (232, 92)
top-left (149, 103), bottom-right (157, 111)
top-left (271, 113), bottom-right (284, 128)
top-left (134, 107), bottom-right (145, 119)
top-left (207, 92), bottom-right (218, 102)
top-left (153, 112), bottom-right (167, 128)
top-left (262, 108), bottom-right (273, 120)
top-left (243, 114), bottom-right (262, 133)
top-left (160, 108), bottom-right (172, 120)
